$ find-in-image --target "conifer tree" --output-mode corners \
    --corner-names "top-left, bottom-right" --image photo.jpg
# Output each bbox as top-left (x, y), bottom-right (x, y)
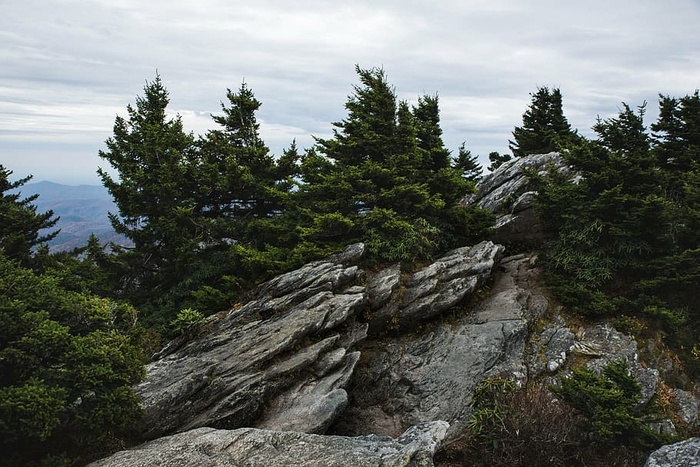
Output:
top-left (0, 165), bottom-right (58, 267)
top-left (510, 87), bottom-right (581, 157)
top-left (97, 74), bottom-right (197, 306)
top-left (454, 142), bottom-right (483, 182)
top-left (302, 66), bottom-right (493, 261)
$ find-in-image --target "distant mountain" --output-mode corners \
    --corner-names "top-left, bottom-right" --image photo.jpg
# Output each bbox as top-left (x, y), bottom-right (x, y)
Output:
top-left (20, 181), bottom-right (130, 252)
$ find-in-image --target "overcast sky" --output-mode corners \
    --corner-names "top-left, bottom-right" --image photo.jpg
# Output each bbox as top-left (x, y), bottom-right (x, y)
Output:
top-left (2, 0), bottom-right (699, 185)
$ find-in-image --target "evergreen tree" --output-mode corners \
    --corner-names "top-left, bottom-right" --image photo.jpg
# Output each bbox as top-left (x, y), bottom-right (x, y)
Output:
top-left (510, 87), bottom-right (581, 157)
top-left (302, 66), bottom-right (493, 261)
top-left (0, 251), bottom-right (144, 466)
top-left (0, 165), bottom-right (58, 267)
top-left (487, 151), bottom-right (511, 171)
top-left (97, 74), bottom-right (198, 307)
top-left (453, 142), bottom-right (483, 182)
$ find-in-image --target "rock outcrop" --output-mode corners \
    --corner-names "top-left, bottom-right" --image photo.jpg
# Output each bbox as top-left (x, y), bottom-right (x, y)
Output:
top-left (135, 243), bottom-right (368, 439)
top-left (89, 154), bottom-right (700, 466)
top-left (334, 253), bottom-right (547, 441)
top-left (89, 422), bottom-right (449, 467)
top-left (645, 437), bottom-right (700, 467)
top-left (462, 152), bottom-right (568, 244)
top-left (134, 240), bottom-right (504, 442)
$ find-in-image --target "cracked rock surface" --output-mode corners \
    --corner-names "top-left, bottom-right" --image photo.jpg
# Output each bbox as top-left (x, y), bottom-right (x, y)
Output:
top-left (89, 422), bottom-right (450, 467)
top-left (333, 254), bottom-right (546, 441)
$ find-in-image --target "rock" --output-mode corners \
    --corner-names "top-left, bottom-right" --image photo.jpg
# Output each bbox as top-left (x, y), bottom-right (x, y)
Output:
top-left (462, 152), bottom-right (570, 245)
top-left (134, 243), bottom-right (367, 440)
top-left (88, 422), bottom-right (450, 467)
top-left (645, 437), bottom-right (700, 467)
top-left (675, 389), bottom-right (700, 427)
top-left (368, 241), bottom-right (504, 333)
top-left (528, 314), bottom-right (575, 376)
top-left (576, 323), bottom-right (659, 404)
top-left (335, 254), bottom-right (543, 441)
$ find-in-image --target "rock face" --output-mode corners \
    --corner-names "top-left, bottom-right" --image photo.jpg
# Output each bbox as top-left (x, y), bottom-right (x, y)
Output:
top-left (645, 437), bottom-right (700, 467)
top-left (89, 422), bottom-right (449, 467)
top-left (334, 253), bottom-right (547, 441)
top-left (136, 243), bottom-right (368, 439)
top-left (134, 240), bottom-right (504, 442)
top-left (461, 152), bottom-right (568, 244)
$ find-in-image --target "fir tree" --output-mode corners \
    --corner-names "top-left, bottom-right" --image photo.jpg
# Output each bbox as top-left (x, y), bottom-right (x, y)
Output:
top-left (0, 165), bottom-right (58, 267)
top-left (510, 86), bottom-right (581, 157)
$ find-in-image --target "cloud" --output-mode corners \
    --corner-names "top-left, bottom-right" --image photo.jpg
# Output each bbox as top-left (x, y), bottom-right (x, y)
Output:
top-left (1, 0), bottom-right (700, 184)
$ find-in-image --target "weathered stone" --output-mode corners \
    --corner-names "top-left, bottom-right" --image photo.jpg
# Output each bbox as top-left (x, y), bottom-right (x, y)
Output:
top-left (368, 241), bottom-right (504, 333)
top-left (675, 389), bottom-right (700, 427)
top-left (335, 255), bottom-right (539, 441)
top-left (576, 323), bottom-right (659, 404)
top-left (367, 264), bottom-right (401, 310)
top-left (529, 314), bottom-right (575, 376)
top-left (462, 152), bottom-right (570, 245)
top-left (134, 244), bottom-right (367, 440)
top-left (645, 437), bottom-right (700, 467)
top-left (88, 422), bottom-right (449, 467)
top-left (257, 352), bottom-right (361, 434)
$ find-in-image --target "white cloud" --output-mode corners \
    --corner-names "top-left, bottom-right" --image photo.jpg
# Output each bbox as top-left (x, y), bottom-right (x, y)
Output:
top-left (1, 0), bottom-right (700, 183)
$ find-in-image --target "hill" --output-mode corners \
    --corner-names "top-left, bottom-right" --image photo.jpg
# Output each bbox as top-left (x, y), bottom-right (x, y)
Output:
top-left (22, 181), bottom-right (129, 251)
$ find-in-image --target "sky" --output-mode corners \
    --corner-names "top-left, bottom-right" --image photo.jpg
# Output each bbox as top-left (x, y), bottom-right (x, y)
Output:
top-left (2, 0), bottom-right (700, 186)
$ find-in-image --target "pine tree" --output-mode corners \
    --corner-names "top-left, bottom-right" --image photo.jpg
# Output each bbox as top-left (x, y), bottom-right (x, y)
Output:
top-left (454, 142), bottom-right (483, 182)
top-left (97, 75), bottom-right (198, 313)
top-left (302, 66), bottom-right (493, 261)
top-left (510, 87), bottom-right (581, 157)
top-left (487, 151), bottom-right (511, 172)
top-left (0, 165), bottom-right (58, 267)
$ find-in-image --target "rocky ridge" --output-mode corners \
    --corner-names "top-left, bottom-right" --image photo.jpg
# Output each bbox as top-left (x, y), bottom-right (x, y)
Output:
top-left (91, 153), bottom-right (699, 467)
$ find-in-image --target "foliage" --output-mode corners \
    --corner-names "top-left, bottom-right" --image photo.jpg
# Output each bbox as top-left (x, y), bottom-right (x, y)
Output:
top-left (552, 360), bottom-right (667, 449)
top-left (301, 66), bottom-right (493, 262)
top-left (531, 95), bottom-right (700, 375)
top-left (486, 151), bottom-right (511, 171)
top-left (97, 76), bottom-right (303, 326)
top-left (170, 308), bottom-right (205, 335)
top-left (509, 86), bottom-right (582, 157)
top-left (0, 165), bottom-right (59, 267)
top-left (439, 379), bottom-right (650, 467)
top-left (0, 252), bottom-right (144, 466)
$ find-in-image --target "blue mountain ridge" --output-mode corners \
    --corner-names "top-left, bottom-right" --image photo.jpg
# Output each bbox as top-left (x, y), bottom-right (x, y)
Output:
top-left (20, 181), bottom-right (129, 252)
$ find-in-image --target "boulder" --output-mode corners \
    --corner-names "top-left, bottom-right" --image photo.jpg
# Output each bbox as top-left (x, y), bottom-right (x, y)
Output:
top-left (367, 241), bottom-right (504, 333)
top-left (645, 437), bottom-right (700, 467)
top-left (88, 422), bottom-right (450, 467)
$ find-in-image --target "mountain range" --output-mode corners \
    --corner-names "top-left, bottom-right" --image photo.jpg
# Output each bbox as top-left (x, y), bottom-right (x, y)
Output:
top-left (22, 181), bottom-right (129, 252)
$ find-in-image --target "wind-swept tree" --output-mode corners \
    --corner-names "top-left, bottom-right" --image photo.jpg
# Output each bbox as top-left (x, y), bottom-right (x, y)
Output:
top-left (510, 86), bottom-right (581, 157)
top-left (97, 74), bottom-right (198, 307)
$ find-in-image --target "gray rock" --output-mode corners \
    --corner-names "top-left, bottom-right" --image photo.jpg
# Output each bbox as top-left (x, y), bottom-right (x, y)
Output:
top-left (135, 244), bottom-right (367, 439)
top-left (88, 422), bottom-right (450, 467)
top-left (576, 323), bottom-right (659, 404)
top-left (645, 437), bottom-right (700, 467)
top-left (462, 152), bottom-right (570, 245)
top-left (675, 389), bottom-right (700, 427)
top-left (369, 241), bottom-right (504, 333)
top-left (336, 254), bottom-right (541, 441)
top-left (367, 264), bottom-right (401, 310)
top-left (529, 314), bottom-right (575, 376)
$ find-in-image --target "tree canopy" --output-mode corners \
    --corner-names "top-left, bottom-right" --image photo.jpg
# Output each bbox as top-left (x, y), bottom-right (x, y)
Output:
top-left (510, 86), bottom-right (581, 157)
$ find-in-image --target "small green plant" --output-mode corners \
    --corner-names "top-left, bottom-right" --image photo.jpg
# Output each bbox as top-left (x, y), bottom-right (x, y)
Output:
top-left (170, 308), bottom-right (205, 335)
top-left (552, 359), bottom-right (669, 449)
top-left (467, 376), bottom-right (516, 441)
